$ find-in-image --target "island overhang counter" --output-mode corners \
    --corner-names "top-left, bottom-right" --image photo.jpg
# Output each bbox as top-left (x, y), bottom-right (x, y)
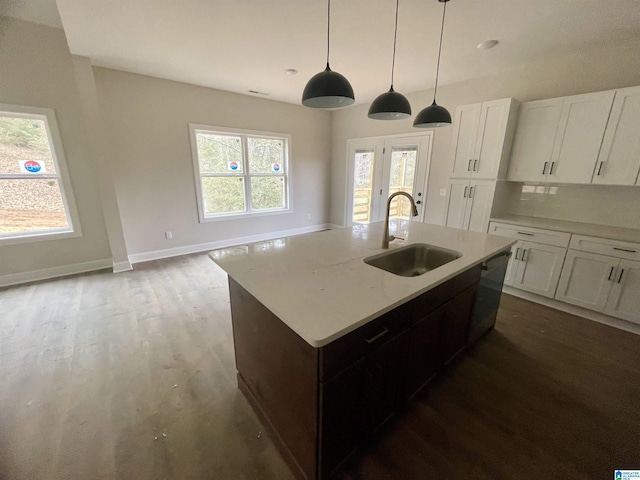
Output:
top-left (209, 221), bottom-right (515, 480)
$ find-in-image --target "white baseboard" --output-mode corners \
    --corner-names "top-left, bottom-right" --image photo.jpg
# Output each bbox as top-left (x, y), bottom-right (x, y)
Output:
top-left (113, 260), bottom-right (133, 273)
top-left (502, 285), bottom-right (640, 336)
top-left (128, 224), bottom-right (332, 265)
top-left (327, 223), bottom-right (345, 230)
top-left (0, 258), bottom-right (113, 288)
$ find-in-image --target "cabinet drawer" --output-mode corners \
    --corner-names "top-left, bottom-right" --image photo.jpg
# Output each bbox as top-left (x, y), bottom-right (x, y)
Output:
top-left (488, 222), bottom-right (571, 247)
top-left (569, 235), bottom-right (640, 261)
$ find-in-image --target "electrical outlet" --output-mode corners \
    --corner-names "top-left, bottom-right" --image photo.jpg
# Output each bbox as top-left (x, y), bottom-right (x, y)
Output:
top-left (165, 231), bottom-right (173, 239)
top-left (439, 188), bottom-right (447, 197)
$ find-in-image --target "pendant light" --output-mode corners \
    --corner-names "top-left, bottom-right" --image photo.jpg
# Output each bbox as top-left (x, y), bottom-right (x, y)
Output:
top-left (302, 0), bottom-right (355, 108)
top-left (414, 0), bottom-right (452, 128)
top-left (368, 0), bottom-right (411, 120)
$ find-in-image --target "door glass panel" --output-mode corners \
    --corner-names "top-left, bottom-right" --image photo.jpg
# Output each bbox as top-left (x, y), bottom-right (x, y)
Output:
top-left (387, 147), bottom-right (417, 220)
top-left (352, 149), bottom-right (375, 224)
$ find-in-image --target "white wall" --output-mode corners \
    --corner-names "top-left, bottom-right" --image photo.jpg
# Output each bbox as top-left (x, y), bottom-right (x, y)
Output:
top-left (330, 38), bottom-right (640, 227)
top-left (0, 18), bottom-right (112, 279)
top-left (92, 68), bottom-right (332, 258)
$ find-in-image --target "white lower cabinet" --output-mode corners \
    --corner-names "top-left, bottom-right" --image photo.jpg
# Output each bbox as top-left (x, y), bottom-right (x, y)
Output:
top-left (605, 260), bottom-right (640, 323)
top-left (555, 250), bottom-right (616, 311)
top-left (505, 240), bottom-right (567, 298)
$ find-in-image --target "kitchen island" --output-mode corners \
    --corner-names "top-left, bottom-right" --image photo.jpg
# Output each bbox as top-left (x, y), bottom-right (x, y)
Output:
top-left (210, 221), bottom-right (514, 480)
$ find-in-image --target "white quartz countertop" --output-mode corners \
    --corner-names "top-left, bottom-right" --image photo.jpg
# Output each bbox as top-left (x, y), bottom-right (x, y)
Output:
top-left (209, 221), bottom-right (515, 348)
top-left (490, 215), bottom-right (640, 243)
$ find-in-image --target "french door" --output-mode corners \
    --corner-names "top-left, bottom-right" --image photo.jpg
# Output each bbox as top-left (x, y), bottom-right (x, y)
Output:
top-left (346, 134), bottom-right (432, 226)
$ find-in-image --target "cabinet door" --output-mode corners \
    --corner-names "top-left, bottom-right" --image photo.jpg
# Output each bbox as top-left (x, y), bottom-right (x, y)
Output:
top-left (450, 103), bottom-right (481, 178)
top-left (507, 98), bottom-right (563, 182)
top-left (593, 86), bottom-right (640, 185)
top-left (465, 180), bottom-right (496, 233)
top-left (513, 242), bottom-right (566, 298)
top-left (404, 304), bottom-right (444, 401)
top-left (604, 259), bottom-right (640, 324)
top-left (549, 90), bottom-right (615, 184)
top-left (473, 98), bottom-right (514, 179)
top-left (504, 241), bottom-right (523, 287)
top-left (555, 250), bottom-right (617, 312)
top-left (439, 285), bottom-right (477, 366)
top-left (444, 179), bottom-right (470, 229)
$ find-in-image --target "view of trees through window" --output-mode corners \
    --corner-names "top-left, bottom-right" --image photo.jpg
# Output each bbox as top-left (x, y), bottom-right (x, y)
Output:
top-left (193, 129), bottom-right (288, 218)
top-left (0, 114), bottom-right (70, 235)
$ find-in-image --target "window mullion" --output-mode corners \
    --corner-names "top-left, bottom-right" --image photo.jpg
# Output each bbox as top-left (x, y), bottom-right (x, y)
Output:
top-left (242, 135), bottom-right (251, 213)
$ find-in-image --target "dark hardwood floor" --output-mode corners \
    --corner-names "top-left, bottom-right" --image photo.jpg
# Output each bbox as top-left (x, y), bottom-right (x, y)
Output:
top-left (1, 252), bottom-right (638, 479)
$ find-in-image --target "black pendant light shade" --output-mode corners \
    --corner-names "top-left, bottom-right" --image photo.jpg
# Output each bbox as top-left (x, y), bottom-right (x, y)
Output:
top-left (368, 0), bottom-right (411, 120)
top-left (302, 0), bottom-right (355, 109)
top-left (413, 100), bottom-right (451, 128)
top-left (414, 0), bottom-right (451, 128)
top-left (368, 87), bottom-right (411, 120)
top-left (302, 64), bottom-right (355, 108)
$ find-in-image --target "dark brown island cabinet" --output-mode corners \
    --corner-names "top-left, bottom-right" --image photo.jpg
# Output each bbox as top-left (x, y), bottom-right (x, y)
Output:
top-left (229, 263), bottom-right (490, 480)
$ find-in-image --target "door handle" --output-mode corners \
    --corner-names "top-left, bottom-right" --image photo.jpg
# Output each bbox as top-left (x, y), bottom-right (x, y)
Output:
top-left (608, 266), bottom-right (615, 281)
top-left (463, 186), bottom-right (468, 198)
top-left (549, 161), bottom-right (556, 175)
top-left (473, 159), bottom-right (478, 171)
top-left (617, 269), bottom-right (625, 284)
top-left (416, 200), bottom-right (422, 205)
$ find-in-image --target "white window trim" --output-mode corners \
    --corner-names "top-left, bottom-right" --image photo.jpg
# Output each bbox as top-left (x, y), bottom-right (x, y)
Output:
top-left (0, 104), bottom-right (82, 247)
top-left (189, 123), bottom-right (292, 223)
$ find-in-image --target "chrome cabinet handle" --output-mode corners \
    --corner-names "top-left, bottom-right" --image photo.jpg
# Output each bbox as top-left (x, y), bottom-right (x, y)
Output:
top-left (467, 159), bottom-right (472, 171)
top-left (550, 161), bottom-right (556, 175)
top-left (473, 159), bottom-right (478, 171)
top-left (617, 269), bottom-right (625, 284)
top-left (469, 186), bottom-right (474, 198)
top-left (365, 327), bottom-right (390, 345)
top-left (597, 161), bottom-right (604, 176)
top-left (608, 266), bottom-right (615, 281)
top-left (613, 247), bottom-right (637, 253)
top-left (517, 231), bottom-right (534, 236)
top-left (522, 249), bottom-right (527, 262)
top-left (515, 248), bottom-right (521, 260)
top-left (542, 162), bottom-right (548, 175)
top-left (463, 186), bottom-right (468, 198)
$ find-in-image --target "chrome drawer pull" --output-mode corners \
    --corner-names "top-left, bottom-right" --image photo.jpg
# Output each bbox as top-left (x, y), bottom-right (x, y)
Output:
top-left (517, 231), bottom-right (534, 236)
top-left (365, 327), bottom-right (390, 345)
top-left (613, 247), bottom-right (637, 253)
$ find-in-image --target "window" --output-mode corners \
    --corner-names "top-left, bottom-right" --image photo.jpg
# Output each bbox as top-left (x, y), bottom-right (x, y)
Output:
top-left (189, 124), bottom-right (290, 221)
top-left (0, 105), bottom-right (81, 245)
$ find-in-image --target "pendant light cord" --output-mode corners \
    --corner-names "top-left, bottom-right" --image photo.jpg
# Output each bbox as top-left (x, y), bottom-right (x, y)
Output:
top-left (326, 0), bottom-right (331, 67)
top-left (390, 0), bottom-right (400, 89)
top-left (433, 0), bottom-right (447, 101)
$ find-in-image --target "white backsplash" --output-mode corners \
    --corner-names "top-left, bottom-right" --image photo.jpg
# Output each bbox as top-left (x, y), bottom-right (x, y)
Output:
top-left (504, 183), bottom-right (640, 230)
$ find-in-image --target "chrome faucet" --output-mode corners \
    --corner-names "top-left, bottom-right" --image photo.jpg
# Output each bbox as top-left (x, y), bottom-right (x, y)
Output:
top-left (382, 192), bottom-right (419, 249)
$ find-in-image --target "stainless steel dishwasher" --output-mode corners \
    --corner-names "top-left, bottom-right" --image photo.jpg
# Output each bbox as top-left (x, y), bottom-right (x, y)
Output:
top-left (467, 249), bottom-right (511, 345)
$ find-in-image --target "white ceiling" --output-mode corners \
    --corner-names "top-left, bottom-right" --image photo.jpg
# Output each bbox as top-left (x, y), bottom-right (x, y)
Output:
top-left (6, 0), bottom-right (640, 106)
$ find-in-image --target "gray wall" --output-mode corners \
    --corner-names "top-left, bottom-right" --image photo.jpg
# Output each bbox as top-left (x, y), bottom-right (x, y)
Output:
top-left (0, 18), bottom-right (112, 277)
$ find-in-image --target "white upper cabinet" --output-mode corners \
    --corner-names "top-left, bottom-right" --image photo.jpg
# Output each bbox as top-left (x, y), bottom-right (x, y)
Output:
top-left (593, 85), bottom-right (640, 185)
top-left (508, 91), bottom-right (615, 184)
top-left (507, 98), bottom-right (563, 182)
top-left (550, 90), bottom-right (615, 183)
top-left (450, 98), bottom-right (519, 180)
top-left (445, 179), bottom-right (496, 233)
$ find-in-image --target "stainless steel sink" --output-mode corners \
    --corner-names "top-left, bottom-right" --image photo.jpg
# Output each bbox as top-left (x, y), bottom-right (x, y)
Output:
top-left (364, 243), bottom-right (462, 277)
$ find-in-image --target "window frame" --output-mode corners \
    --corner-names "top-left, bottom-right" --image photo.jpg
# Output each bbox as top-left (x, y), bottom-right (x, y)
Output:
top-left (189, 124), bottom-right (292, 222)
top-left (0, 104), bottom-right (82, 246)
